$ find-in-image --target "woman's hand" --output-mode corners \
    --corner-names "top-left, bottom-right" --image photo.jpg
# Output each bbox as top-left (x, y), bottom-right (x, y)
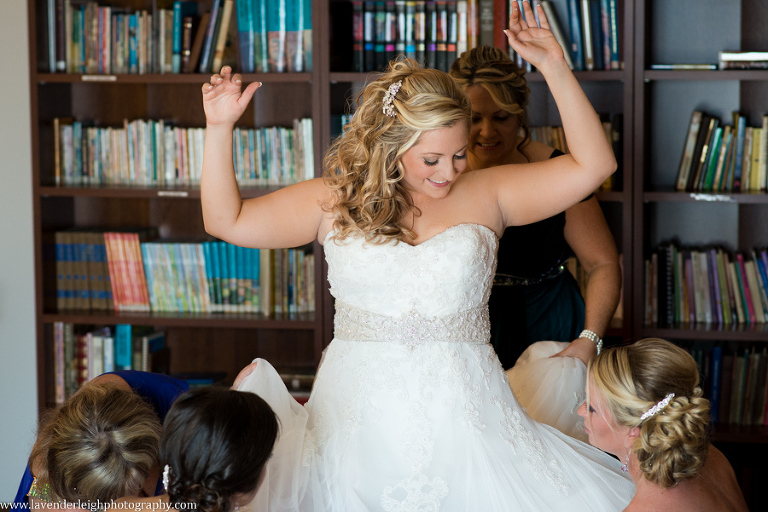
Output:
top-left (504, 1), bottom-right (566, 71)
top-left (202, 66), bottom-right (261, 128)
top-left (551, 337), bottom-right (595, 367)
top-left (232, 360), bottom-right (259, 390)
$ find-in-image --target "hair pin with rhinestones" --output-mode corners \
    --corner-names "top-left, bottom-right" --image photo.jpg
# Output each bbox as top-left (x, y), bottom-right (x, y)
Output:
top-left (640, 393), bottom-right (675, 421)
top-left (162, 464), bottom-right (171, 492)
top-left (382, 80), bottom-right (403, 117)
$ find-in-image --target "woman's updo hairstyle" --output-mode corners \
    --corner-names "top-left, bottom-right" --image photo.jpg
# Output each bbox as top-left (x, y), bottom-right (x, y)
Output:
top-left (32, 384), bottom-right (161, 502)
top-left (588, 338), bottom-right (711, 487)
top-left (449, 45), bottom-right (532, 159)
top-left (323, 58), bottom-right (472, 244)
top-left (160, 387), bottom-right (278, 512)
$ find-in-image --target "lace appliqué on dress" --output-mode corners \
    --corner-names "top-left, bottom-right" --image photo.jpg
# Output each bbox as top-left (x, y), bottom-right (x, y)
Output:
top-left (381, 473), bottom-right (449, 512)
top-left (492, 397), bottom-right (570, 496)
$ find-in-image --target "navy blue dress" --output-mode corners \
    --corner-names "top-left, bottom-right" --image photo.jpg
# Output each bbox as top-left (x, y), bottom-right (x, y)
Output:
top-left (14, 371), bottom-right (189, 505)
top-left (489, 149), bottom-right (587, 369)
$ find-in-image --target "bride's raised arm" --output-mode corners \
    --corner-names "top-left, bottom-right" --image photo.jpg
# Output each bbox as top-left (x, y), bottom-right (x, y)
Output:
top-left (200, 67), bottom-right (329, 249)
top-left (490, 1), bottom-right (616, 227)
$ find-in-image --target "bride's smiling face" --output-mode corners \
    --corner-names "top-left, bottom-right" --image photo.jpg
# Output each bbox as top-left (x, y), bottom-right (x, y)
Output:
top-left (399, 122), bottom-right (469, 200)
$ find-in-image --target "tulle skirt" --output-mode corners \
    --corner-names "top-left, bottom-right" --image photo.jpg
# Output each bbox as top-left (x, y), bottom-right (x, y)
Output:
top-left (506, 341), bottom-right (589, 443)
top-left (239, 338), bottom-right (632, 511)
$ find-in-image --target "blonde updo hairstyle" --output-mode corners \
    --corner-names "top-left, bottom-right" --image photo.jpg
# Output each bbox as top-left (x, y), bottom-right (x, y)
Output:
top-left (323, 58), bottom-right (472, 244)
top-left (588, 338), bottom-right (711, 488)
top-left (449, 45), bottom-right (532, 160)
top-left (30, 384), bottom-right (162, 502)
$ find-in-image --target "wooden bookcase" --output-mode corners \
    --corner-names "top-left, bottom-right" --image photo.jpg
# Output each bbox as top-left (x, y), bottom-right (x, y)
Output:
top-left (27, 0), bottom-right (329, 408)
top-left (633, 0), bottom-right (768, 507)
top-left (25, 0), bottom-right (768, 506)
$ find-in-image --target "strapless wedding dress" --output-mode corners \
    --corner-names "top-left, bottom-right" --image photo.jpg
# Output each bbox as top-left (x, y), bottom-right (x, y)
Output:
top-left (240, 224), bottom-right (633, 511)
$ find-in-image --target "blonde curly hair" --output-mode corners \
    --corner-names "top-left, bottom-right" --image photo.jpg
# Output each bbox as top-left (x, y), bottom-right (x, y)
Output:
top-left (588, 338), bottom-right (711, 487)
top-left (449, 45), bottom-right (532, 161)
top-left (322, 58), bottom-right (471, 244)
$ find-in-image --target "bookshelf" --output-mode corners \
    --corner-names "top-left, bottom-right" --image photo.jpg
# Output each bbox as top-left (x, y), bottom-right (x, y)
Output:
top-left (634, 0), bottom-right (768, 507)
top-left (27, 0), bottom-right (328, 408)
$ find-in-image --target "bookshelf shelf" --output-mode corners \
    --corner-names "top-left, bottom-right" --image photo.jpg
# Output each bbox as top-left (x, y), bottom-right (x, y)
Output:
top-left (525, 70), bottom-right (628, 82)
top-left (41, 311), bottom-right (317, 330)
top-left (39, 185), bottom-right (289, 199)
top-left (642, 190), bottom-right (768, 204)
top-left (36, 73), bottom-right (313, 85)
top-left (644, 69), bottom-right (768, 82)
top-left (642, 324), bottom-right (768, 341)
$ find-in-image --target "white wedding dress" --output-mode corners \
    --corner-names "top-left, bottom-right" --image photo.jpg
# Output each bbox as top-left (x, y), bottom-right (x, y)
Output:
top-left (240, 223), bottom-right (634, 512)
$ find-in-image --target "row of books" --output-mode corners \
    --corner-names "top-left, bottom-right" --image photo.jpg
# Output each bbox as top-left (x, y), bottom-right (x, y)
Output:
top-left (528, 113), bottom-right (622, 191)
top-left (234, 0), bottom-right (312, 73)
top-left (53, 228), bottom-right (316, 315)
top-left (347, 1), bottom-right (620, 74)
top-left (645, 244), bottom-right (768, 327)
top-left (675, 110), bottom-right (768, 193)
top-left (516, 0), bottom-right (622, 73)
top-left (523, 0), bottom-right (621, 72)
top-left (351, 0), bottom-right (471, 73)
top-left (718, 51), bottom-right (768, 71)
top-left (42, 0), bottom-right (311, 74)
top-left (51, 323), bottom-right (169, 404)
top-left (53, 117), bottom-right (314, 187)
top-left (687, 342), bottom-right (768, 426)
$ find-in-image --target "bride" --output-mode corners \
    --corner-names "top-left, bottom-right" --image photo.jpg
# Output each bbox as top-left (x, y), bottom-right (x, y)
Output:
top-left (201, 2), bottom-right (634, 510)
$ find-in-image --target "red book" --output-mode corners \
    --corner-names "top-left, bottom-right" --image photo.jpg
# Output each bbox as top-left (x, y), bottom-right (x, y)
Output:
top-left (103, 232), bottom-right (125, 311)
top-left (75, 332), bottom-right (90, 389)
top-left (493, 0), bottom-right (509, 51)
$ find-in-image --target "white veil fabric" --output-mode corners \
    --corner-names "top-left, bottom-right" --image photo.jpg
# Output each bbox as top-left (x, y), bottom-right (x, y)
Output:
top-left (506, 341), bottom-right (589, 443)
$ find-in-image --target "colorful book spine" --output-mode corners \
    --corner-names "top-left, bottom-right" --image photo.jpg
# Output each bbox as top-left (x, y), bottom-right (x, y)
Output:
top-left (234, 0), bottom-right (255, 72)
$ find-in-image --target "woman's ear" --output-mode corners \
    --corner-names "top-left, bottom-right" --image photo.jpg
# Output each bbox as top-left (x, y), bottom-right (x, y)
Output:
top-left (627, 426), bottom-right (641, 439)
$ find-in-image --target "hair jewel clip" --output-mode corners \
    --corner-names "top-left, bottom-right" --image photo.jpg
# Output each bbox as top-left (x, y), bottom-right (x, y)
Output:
top-left (162, 464), bottom-right (171, 492)
top-left (640, 393), bottom-right (675, 421)
top-left (382, 80), bottom-right (403, 117)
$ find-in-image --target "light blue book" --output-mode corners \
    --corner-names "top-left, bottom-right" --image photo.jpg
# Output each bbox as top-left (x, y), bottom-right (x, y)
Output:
top-left (228, 242), bottom-right (239, 311)
top-left (115, 324), bottom-right (132, 370)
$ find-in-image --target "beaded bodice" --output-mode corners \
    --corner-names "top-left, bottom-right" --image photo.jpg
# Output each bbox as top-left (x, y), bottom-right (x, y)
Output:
top-left (325, 224), bottom-right (498, 343)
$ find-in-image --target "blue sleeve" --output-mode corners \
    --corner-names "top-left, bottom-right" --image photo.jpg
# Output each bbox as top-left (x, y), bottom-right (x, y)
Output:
top-left (109, 371), bottom-right (189, 422)
top-left (110, 371), bottom-right (189, 497)
top-left (14, 464), bottom-right (34, 505)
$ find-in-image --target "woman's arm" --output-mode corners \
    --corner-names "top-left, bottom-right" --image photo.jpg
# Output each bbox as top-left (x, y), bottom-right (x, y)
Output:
top-left (554, 197), bottom-right (621, 365)
top-left (494, 2), bottom-right (616, 226)
top-left (200, 67), bottom-right (330, 249)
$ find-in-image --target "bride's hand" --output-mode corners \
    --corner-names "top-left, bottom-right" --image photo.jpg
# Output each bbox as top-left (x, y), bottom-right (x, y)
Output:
top-left (202, 66), bottom-right (261, 128)
top-left (504, 1), bottom-right (566, 72)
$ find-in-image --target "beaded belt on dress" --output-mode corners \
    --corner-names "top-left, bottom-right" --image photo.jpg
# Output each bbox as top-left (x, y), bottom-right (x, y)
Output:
top-left (334, 301), bottom-right (490, 345)
top-left (493, 263), bottom-right (568, 286)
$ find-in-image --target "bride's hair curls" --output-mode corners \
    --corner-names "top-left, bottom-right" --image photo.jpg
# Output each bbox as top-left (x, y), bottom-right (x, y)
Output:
top-left (322, 58), bottom-right (472, 244)
top-left (588, 338), bottom-right (711, 488)
top-left (161, 387), bottom-right (279, 512)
